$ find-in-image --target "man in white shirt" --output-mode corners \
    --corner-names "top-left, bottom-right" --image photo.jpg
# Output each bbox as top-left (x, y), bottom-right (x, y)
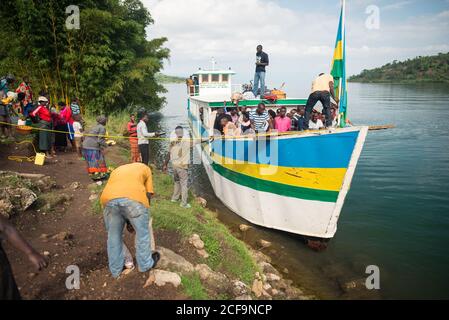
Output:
top-left (137, 113), bottom-right (158, 166)
top-left (308, 113), bottom-right (324, 130)
top-left (304, 73), bottom-right (338, 129)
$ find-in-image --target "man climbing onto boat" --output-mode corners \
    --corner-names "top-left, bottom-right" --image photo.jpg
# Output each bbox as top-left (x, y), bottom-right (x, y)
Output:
top-left (304, 73), bottom-right (339, 129)
top-left (253, 45), bottom-right (269, 98)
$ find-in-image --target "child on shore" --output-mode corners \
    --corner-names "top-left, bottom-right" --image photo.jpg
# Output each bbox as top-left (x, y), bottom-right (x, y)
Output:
top-left (73, 115), bottom-right (83, 158)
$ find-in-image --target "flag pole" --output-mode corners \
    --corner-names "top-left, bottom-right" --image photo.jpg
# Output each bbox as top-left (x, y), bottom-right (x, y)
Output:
top-left (339, 0), bottom-right (346, 127)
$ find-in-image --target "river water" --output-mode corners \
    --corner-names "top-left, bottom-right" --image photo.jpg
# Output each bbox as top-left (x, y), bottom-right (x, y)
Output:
top-left (147, 82), bottom-right (449, 299)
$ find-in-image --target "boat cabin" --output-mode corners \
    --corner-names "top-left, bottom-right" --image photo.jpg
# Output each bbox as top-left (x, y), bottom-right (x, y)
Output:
top-left (189, 69), bottom-right (236, 98)
top-left (188, 68), bottom-right (308, 137)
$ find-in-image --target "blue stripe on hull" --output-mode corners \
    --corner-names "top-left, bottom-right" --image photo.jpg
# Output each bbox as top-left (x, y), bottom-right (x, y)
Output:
top-left (188, 108), bottom-right (359, 169)
top-left (212, 132), bottom-right (359, 168)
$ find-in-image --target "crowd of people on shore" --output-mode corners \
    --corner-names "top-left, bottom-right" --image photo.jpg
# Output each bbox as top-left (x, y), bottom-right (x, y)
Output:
top-left (1, 75), bottom-right (84, 159)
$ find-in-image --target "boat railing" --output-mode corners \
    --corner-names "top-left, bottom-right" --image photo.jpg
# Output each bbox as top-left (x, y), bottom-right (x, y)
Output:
top-left (188, 84), bottom-right (250, 97)
top-left (187, 85), bottom-right (200, 96)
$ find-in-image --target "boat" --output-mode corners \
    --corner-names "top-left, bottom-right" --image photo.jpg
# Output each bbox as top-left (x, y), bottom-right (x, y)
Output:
top-left (186, 0), bottom-right (367, 240)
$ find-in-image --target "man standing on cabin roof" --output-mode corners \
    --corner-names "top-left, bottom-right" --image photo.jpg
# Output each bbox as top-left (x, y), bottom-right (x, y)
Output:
top-left (253, 45), bottom-right (269, 98)
top-left (304, 73), bottom-right (339, 129)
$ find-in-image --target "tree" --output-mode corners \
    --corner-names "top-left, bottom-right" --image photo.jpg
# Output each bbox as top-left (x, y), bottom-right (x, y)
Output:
top-left (0, 0), bottom-right (169, 114)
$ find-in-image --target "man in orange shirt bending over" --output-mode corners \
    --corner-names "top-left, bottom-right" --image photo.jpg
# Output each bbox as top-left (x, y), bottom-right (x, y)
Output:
top-left (100, 163), bottom-right (160, 278)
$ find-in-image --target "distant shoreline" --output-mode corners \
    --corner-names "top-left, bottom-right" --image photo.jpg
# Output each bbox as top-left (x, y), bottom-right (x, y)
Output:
top-left (156, 73), bottom-right (185, 84)
top-left (348, 79), bottom-right (449, 85)
top-left (349, 52), bottom-right (449, 84)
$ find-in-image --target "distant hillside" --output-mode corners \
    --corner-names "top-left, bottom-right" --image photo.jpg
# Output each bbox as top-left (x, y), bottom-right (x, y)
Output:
top-left (156, 73), bottom-right (185, 84)
top-left (349, 53), bottom-right (449, 84)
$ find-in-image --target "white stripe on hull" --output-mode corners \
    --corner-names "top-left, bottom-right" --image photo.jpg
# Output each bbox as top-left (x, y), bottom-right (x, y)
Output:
top-left (195, 143), bottom-right (337, 238)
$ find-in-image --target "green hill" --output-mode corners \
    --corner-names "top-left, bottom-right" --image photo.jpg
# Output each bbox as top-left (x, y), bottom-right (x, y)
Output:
top-left (156, 73), bottom-right (186, 83)
top-left (349, 52), bottom-right (449, 84)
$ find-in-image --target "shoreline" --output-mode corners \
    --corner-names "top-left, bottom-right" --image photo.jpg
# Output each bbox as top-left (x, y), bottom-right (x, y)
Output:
top-left (0, 135), bottom-right (313, 300)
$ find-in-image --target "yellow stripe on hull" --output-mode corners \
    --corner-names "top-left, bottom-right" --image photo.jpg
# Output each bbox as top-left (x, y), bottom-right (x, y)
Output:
top-left (211, 153), bottom-right (347, 192)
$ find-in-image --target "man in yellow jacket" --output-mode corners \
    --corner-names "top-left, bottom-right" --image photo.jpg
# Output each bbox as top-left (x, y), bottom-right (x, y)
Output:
top-left (100, 163), bottom-right (160, 278)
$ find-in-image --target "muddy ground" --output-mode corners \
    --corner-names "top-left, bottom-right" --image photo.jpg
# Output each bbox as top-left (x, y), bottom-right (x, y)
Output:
top-left (0, 142), bottom-right (189, 300)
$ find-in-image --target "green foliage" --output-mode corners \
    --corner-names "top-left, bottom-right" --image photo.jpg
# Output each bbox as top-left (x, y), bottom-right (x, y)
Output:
top-left (181, 273), bottom-right (209, 300)
top-left (152, 171), bottom-right (258, 285)
top-left (0, 0), bottom-right (169, 114)
top-left (155, 73), bottom-right (186, 84)
top-left (349, 52), bottom-right (449, 83)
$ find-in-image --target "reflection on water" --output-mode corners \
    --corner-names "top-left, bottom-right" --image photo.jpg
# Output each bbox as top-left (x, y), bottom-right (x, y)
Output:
top-left (147, 83), bottom-right (449, 299)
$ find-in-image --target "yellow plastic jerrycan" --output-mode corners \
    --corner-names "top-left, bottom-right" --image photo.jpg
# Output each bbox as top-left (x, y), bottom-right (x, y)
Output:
top-left (34, 153), bottom-right (46, 166)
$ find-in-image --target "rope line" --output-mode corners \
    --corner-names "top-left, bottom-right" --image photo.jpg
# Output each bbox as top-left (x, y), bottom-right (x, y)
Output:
top-left (7, 140), bottom-right (39, 163)
top-left (0, 120), bottom-right (328, 141)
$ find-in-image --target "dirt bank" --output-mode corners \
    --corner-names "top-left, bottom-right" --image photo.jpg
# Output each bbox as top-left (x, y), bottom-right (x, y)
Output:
top-left (0, 139), bottom-right (310, 300)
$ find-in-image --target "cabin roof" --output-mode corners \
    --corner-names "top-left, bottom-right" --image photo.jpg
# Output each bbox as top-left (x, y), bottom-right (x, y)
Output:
top-left (193, 69), bottom-right (236, 75)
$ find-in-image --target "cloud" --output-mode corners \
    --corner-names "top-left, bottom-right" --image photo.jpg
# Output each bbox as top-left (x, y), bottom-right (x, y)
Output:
top-left (143, 0), bottom-right (449, 92)
top-left (383, 1), bottom-right (413, 11)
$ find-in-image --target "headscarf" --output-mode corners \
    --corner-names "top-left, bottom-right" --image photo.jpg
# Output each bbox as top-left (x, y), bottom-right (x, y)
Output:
top-left (97, 115), bottom-right (107, 126)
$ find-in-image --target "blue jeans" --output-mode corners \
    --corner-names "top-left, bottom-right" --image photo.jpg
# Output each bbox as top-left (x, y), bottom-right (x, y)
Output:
top-left (103, 198), bottom-right (154, 278)
top-left (253, 71), bottom-right (266, 97)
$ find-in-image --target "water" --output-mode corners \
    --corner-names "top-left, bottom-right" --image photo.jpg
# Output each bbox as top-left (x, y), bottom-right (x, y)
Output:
top-left (150, 83), bottom-right (449, 299)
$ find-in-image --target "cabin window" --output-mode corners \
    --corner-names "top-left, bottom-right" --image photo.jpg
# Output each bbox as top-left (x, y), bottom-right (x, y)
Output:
top-left (202, 74), bottom-right (209, 83)
top-left (211, 74), bottom-right (219, 82)
top-left (221, 74), bottom-right (229, 82)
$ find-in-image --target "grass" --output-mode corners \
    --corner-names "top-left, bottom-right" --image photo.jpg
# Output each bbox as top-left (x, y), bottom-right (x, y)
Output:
top-left (181, 273), bottom-right (209, 300)
top-left (84, 110), bottom-right (130, 137)
top-left (152, 170), bottom-right (258, 285)
top-left (86, 112), bottom-right (259, 297)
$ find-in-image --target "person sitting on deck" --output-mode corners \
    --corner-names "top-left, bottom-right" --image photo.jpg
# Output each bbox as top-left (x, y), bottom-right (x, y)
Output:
top-left (213, 108), bottom-right (232, 134)
top-left (304, 73), bottom-right (339, 129)
top-left (268, 109), bottom-right (277, 121)
top-left (240, 112), bottom-right (252, 135)
top-left (330, 106), bottom-right (338, 127)
top-left (220, 116), bottom-right (239, 137)
top-left (308, 112), bottom-right (324, 130)
top-left (274, 107), bottom-right (291, 133)
top-left (100, 163), bottom-right (160, 278)
top-left (293, 107), bottom-right (307, 131)
top-left (249, 103), bottom-right (272, 133)
top-left (226, 108), bottom-right (239, 125)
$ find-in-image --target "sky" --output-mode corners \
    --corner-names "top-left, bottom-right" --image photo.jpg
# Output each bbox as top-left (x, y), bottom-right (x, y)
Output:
top-left (142, 0), bottom-right (449, 92)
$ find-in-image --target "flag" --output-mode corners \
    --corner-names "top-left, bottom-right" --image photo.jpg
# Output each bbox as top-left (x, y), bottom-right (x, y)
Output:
top-left (331, 2), bottom-right (347, 127)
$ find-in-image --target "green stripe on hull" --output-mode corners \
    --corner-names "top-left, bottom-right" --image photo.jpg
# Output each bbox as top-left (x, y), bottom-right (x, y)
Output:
top-left (211, 162), bottom-right (339, 203)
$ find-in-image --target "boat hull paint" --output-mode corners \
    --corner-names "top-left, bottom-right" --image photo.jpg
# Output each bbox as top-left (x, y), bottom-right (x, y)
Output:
top-left (188, 110), bottom-right (368, 238)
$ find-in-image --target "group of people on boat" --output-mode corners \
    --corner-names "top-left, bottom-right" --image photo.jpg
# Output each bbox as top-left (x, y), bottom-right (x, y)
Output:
top-left (196, 44), bottom-right (351, 138)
